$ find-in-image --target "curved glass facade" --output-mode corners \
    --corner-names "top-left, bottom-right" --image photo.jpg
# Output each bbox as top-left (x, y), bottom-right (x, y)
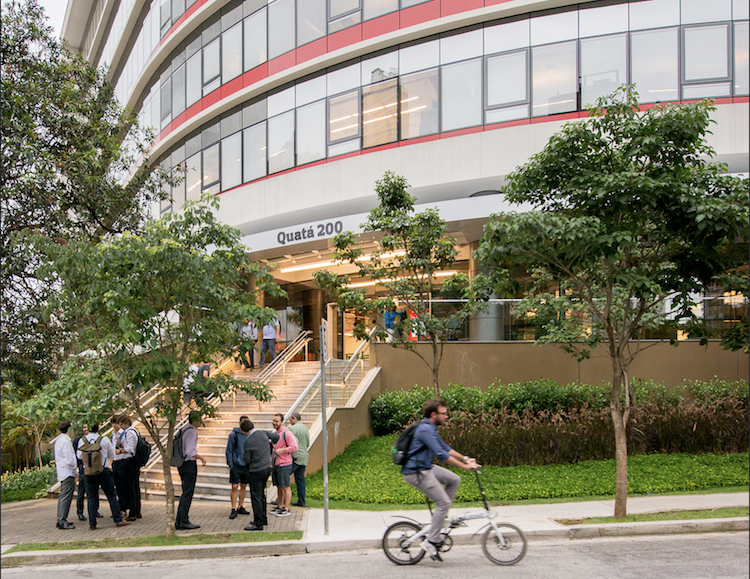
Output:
top-left (140, 0), bottom-right (748, 213)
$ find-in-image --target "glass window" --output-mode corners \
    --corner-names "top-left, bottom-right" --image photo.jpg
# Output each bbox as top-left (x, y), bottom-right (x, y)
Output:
top-left (328, 138), bottom-right (360, 157)
top-left (485, 104), bottom-right (529, 124)
top-left (269, 0), bottom-right (296, 59)
top-left (222, 3), bottom-right (243, 30)
top-left (328, 63), bottom-right (361, 95)
top-left (297, 76), bottom-right (327, 106)
top-left (221, 110), bottom-right (243, 138)
top-left (186, 133), bottom-right (201, 158)
top-left (734, 0), bottom-right (750, 20)
top-left (441, 30), bottom-right (483, 65)
top-left (203, 19), bottom-right (221, 44)
top-left (736, 22), bottom-right (749, 95)
top-left (330, 0), bottom-right (359, 19)
top-left (580, 34), bottom-right (627, 107)
top-left (185, 152), bottom-right (201, 201)
top-left (631, 28), bottom-right (679, 103)
top-left (268, 111), bottom-right (295, 173)
top-left (296, 100), bottom-right (327, 164)
top-left (221, 132), bottom-right (242, 190)
top-left (244, 99), bottom-right (267, 127)
top-left (202, 123), bottom-right (221, 148)
top-left (364, 0), bottom-right (397, 21)
top-left (202, 143), bottom-right (220, 191)
top-left (400, 40), bottom-right (439, 75)
top-left (530, 11), bottom-right (577, 45)
top-left (402, 0), bottom-right (429, 6)
top-left (441, 59), bottom-right (481, 131)
top-left (362, 79), bottom-right (397, 147)
top-left (298, 0), bottom-right (326, 46)
top-left (268, 87), bottom-right (296, 116)
top-left (362, 52), bottom-right (398, 85)
top-left (400, 68), bottom-right (439, 139)
top-left (203, 38), bottom-right (221, 94)
top-left (243, 122), bottom-right (267, 181)
top-left (186, 52), bottom-right (201, 107)
top-left (244, 0), bottom-right (265, 17)
top-left (681, 0), bottom-right (731, 24)
top-left (160, 0), bottom-right (171, 32)
top-left (329, 11), bottom-right (361, 33)
top-left (684, 26), bottom-right (729, 81)
top-left (531, 41), bottom-right (577, 117)
top-left (160, 78), bottom-right (172, 124)
top-left (222, 23), bottom-right (243, 82)
top-left (485, 19), bottom-right (529, 54)
top-left (683, 83), bottom-right (732, 99)
top-left (172, 63), bottom-right (186, 116)
top-left (486, 50), bottom-right (527, 108)
top-left (173, 0), bottom-right (186, 22)
top-left (630, 0), bottom-right (679, 31)
top-left (328, 90), bottom-right (360, 142)
top-left (244, 8), bottom-right (267, 71)
top-left (579, 3), bottom-right (628, 38)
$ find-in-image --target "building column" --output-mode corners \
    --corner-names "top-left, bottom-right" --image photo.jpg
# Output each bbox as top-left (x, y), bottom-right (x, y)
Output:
top-left (468, 241), bottom-right (506, 342)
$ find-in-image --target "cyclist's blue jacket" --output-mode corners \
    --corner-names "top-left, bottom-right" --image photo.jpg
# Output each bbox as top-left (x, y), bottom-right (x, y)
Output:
top-left (401, 418), bottom-right (453, 475)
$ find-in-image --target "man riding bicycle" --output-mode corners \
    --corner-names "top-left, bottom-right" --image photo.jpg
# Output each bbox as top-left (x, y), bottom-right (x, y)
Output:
top-left (401, 398), bottom-right (480, 561)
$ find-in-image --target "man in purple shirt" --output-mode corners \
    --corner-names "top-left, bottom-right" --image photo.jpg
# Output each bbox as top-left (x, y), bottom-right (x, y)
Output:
top-left (175, 411), bottom-right (207, 530)
top-left (401, 399), bottom-right (480, 561)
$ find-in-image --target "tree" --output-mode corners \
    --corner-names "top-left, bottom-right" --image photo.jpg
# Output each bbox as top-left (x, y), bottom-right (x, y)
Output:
top-left (473, 88), bottom-right (749, 518)
top-left (315, 172), bottom-right (481, 396)
top-left (1, 0), bottom-right (170, 402)
top-left (37, 196), bottom-right (284, 537)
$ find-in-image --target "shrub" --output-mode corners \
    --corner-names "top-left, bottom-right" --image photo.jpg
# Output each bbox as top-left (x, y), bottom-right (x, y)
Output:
top-left (368, 386), bottom-right (432, 435)
top-left (1, 464), bottom-right (56, 502)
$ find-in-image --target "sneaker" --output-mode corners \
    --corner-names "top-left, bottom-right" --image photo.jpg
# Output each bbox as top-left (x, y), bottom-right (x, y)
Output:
top-left (275, 508), bottom-right (291, 517)
top-left (229, 509), bottom-right (238, 519)
top-left (420, 539), bottom-right (443, 562)
top-left (237, 506), bottom-right (250, 515)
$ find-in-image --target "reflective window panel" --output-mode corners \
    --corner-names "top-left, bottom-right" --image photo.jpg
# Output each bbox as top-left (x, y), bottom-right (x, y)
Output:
top-left (243, 122), bottom-right (267, 182)
top-left (485, 19), bottom-right (529, 55)
top-left (186, 52), bottom-right (201, 107)
top-left (531, 41), bottom-right (577, 116)
top-left (202, 142), bottom-right (220, 190)
top-left (580, 34), bottom-right (627, 107)
top-left (681, 0), bottom-right (732, 24)
top-left (631, 28), bottom-right (679, 103)
top-left (296, 100), bottom-right (327, 165)
top-left (630, 0), bottom-right (679, 30)
top-left (736, 22), bottom-right (749, 95)
top-left (441, 58), bottom-right (482, 131)
top-left (531, 11), bottom-right (578, 45)
top-left (579, 3), bottom-right (628, 38)
top-left (683, 25), bottom-right (729, 81)
top-left (400, 68), bottom-right (439, 139)
top-left (328, 90), bottom-right (360, 142)
top-left (363, 0), bottom-right (398, 21)
top-left (440, 29), bottom-right (483, 65)
top-left (244, 8), bottom-right (267, 71)
top-left (185, 152), bottom-right (201, 201)
top-left (268, 111), bottom-right (295, 173)
top-left (221, 132), bottom-right (243, 190)
top-left (268, 0), bottom-right (295, 59)
top-left (362, 79), bottom-right (398, 147)
top-left (486, 50), bottom-right (527, 107)
top-left (298, 0), bottom-right (326, 46)
top-left (222, 23), bottom-right (243, 82)
top-left (400, 40), bottom-right (439, 75)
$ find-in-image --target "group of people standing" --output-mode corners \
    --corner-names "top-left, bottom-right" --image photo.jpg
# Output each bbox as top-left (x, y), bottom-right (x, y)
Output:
top-left (237, 320), bottom-right (281, 371)
top-left (223, 412), bottom-right (309, 531)
top-left (53, 414), bottom-right (143, 531)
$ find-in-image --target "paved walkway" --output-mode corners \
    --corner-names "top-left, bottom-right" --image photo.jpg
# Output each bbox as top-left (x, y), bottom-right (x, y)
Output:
top-left (1, 492), bottom-right (747, 565)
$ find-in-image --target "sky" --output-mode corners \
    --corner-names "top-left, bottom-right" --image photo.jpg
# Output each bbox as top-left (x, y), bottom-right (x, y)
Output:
top-left (38, 0), bottom-right (67, 40)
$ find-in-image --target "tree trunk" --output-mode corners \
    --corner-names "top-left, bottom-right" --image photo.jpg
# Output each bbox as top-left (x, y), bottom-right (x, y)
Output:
top-left (609, 354), bottom-right (629, 518)
top-left (431, 340), bottom-right (440, 397)
top-left (162, 436), bottom-right (176, 538)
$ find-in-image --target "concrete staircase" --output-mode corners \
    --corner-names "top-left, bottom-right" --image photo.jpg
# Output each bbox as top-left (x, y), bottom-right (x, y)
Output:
top-left (140, 361), bottom-right (321, 502)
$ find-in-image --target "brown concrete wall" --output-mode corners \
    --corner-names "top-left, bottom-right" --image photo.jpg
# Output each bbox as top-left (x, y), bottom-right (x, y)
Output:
top-left (371, 340), bottom-right (749, 390)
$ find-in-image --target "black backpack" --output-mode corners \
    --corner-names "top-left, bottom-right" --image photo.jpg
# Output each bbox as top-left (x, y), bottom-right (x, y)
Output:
top-left (170, 426), bottom-right (187, 467)
top-left (391, 423), bottom-right (423, 466)
top-left (134, 429), bottom-right (152, 468)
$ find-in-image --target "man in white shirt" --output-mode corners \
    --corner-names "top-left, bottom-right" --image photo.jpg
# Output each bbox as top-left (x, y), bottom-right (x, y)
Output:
top-left (77, 423), bottom-right (132, 530)
top-left (175, 411), bottom-right (207, 530)
top-left (115, 415), bottom-right (141, 521)
top-left (259, 320), bottom-right (280, 367)
top-left (54, 420), bottom-right (77, 529)
top-left (238, 321), bottom-right (257, 370)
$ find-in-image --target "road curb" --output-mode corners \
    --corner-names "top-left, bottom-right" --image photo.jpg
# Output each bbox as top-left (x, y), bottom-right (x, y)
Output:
top-left (2, 518), bottom-right (747, 567)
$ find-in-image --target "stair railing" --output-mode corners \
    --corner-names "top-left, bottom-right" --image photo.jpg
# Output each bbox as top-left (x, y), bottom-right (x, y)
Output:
top-left (256, 330), bottom-right (313, 386)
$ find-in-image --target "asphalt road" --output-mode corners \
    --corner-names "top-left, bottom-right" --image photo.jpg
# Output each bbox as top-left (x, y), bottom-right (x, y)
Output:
top-left (4, 532), bottom-right (748, 578)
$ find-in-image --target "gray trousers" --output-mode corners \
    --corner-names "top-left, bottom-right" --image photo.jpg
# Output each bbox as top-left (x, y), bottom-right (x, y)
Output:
top-left (57, 476), bottom-right (76, 523)
top-left (403, 465), bottom-right (461, 543)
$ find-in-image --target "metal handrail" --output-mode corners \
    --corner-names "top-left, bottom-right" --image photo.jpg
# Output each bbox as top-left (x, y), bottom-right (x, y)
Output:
top-left (256, 330), bottom-right (313, 385)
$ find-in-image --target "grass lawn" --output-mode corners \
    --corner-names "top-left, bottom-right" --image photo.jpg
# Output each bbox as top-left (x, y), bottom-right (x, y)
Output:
top-left (303, 435), bottom-right (749, 505)
top-left (4, 531), bottom-right (304, 553)
top-left (557, 506), bottom-right (749, 525)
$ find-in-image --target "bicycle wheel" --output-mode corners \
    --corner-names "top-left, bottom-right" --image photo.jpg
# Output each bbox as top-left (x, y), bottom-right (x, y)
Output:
top-left (382, 521), bottom-right (426, 565)
top-left (482, 523), bottom-right (527, 566)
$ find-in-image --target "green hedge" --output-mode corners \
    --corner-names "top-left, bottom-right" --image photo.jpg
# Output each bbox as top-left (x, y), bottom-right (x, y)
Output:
top-left (369, 379), bottom-right (750, 435)
top-left (305, 434), bottom-right (748, 504)
top-left (0, 465), bottom-right (55, 503)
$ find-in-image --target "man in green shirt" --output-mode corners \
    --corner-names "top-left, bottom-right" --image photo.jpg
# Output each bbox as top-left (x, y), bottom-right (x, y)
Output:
top-left (288, 412), bottom-right (309, 507)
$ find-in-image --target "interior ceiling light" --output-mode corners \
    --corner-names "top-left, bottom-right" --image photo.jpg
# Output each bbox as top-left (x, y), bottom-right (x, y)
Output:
top-left (279, 250), bottom-right (406, 274)
top-left (346, 270), bottom-right (458, 288)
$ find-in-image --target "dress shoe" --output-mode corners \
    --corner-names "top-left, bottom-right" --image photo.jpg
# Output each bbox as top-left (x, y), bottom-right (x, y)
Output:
top-left (136, 515), bottom-right (142, 519)
top-left (56, 521), bottom-right (75, 530)
top-left (236, 506), bottom-right (250, 515)
top-left (176, 522), bottom-right (200, 530)
top-left (89, 525), bottom-right (98, 530)
top-left (229, 509), bottom-right (238, 519)
top-left (97, 513), bottom-right (104, 518)
top-left (244, 524), bottom-right (263, 531)
top-left (125, 516), bottom-right (137, 521)
top-left (115, 520), bottom-right (131, 527)
top-left (77, 513), bottom-right (86, 521)
top-left (291, 502), bottom-right (306, 507)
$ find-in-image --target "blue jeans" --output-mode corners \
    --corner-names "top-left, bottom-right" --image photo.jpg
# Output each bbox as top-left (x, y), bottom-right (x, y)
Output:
top-left (259, 338), bottom-right (276, 366)
top-left (291, 461), bottom-right (306, 506)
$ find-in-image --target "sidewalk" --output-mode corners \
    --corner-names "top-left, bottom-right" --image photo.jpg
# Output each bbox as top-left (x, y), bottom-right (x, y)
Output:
top-left (2, 492), bottom-right (748, 567)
